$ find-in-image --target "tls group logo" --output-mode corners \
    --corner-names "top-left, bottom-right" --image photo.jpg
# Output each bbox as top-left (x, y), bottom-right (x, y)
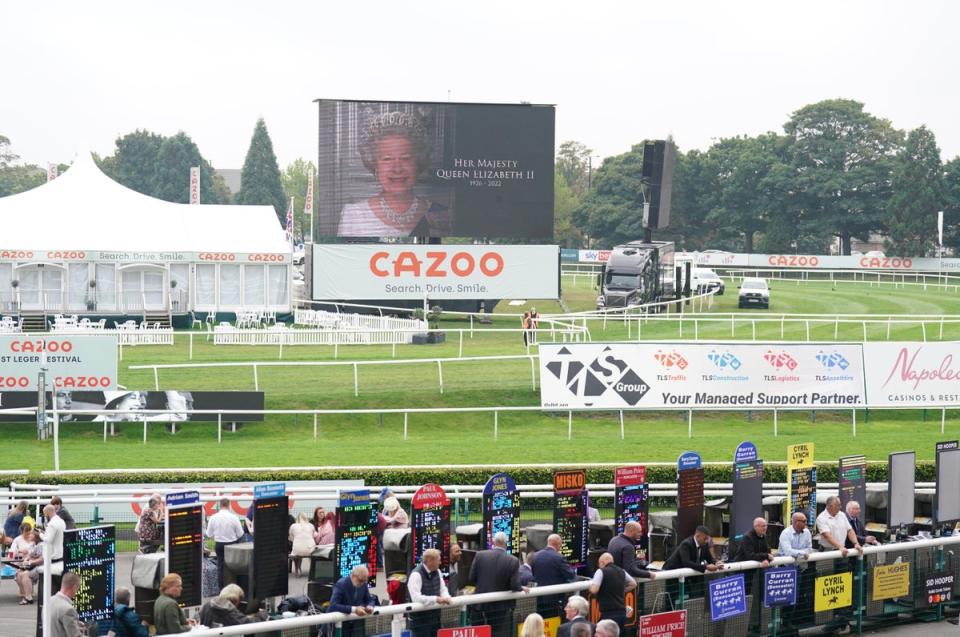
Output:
top-left (707, 350), bottom-right (742, 370)
top-left (816, 350), bottom-right (850, 370)
top-left (545, 346), bottom-right (650, 406)
top-left (654, 349), bottom-right (688, 369)
top-left (764, 349), bottom-right (798, 370)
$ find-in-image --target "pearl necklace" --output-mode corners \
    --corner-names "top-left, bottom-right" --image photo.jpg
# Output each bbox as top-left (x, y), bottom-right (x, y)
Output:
top-left (379, 196), bottom-right (421, 226)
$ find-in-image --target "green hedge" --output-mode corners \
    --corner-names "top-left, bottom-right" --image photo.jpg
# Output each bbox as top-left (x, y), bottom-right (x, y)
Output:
top-left (0, 461), bottom-right (935, 488)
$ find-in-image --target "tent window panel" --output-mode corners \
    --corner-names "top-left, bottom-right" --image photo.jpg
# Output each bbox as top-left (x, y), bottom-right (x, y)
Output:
top-left (68, 264), bottom-right (88, 309)
top-left (0, 264), bottom-right (11, 308)
top-left (95, 265), bottom-right (116, 309)
top-left (219, 264), bottom-right (241, 306)
top-left (42, 269), bottom-right (62, 310)
top-left (170, 264), bottom-right (189, 310)
top-left (196, 265), bottom-right (216, 306)
top-left (121, 270), bottom-right (142, 311)
top-left (20, 269), bottom-right (39, 306)
top-left (244, 265), bottom-right (265, 306)
top-left (268, 265), bottom-right (288, 305)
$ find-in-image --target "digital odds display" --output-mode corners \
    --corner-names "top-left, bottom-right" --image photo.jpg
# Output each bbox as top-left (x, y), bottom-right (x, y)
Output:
top-left (411, 483), bottom-right (451, 574)
top-left (252, 484), bottom-right (290, 600)
top-left (483, 473), bottom-right (520, 554)
top-left (335, 490), bottom-right (377, 582)
top-left (316, 99), bottom-right (555, 239)
top-left (64, 526), bottom-right (116, 623)
top-left (166, 504), bottom-right (203, 608)
top-left (553, 469), bottom-right (588, 568)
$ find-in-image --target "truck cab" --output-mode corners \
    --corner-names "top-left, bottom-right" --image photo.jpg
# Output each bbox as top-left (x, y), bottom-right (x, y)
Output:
top-left (597, 241), bottom-right (674, 309)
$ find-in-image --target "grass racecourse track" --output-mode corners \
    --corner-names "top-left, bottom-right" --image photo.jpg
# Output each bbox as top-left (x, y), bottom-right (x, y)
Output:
top-left (7, 276), bottom-right (960, 474)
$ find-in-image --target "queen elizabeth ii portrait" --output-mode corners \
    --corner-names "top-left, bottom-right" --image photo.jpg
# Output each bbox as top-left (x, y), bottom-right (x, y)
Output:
top-left (337, 110), bottom-right (452, 237)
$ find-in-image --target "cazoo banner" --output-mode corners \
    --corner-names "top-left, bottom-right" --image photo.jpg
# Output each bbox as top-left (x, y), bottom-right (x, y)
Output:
top-left (539, 343), bottom-right (866, 409)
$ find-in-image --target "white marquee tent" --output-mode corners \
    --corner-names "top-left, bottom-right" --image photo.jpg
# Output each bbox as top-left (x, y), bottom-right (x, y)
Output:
top-left (0, 152), bottom-right (291, 318)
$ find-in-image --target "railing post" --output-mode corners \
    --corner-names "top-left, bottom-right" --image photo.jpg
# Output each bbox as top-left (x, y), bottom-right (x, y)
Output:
top-left (53, 409), bottom-right (60, 474)
top-left (437, 360), bottom-right (444, 394)
top-left (941, 407), bottom-right (946, 435)
top-left (459, 330), bottom-right (464, 358)
top-left (852, 408), bottom-right (856, 437)
top-left (189, 332), bottom-right (193, 360)
top-left (153, 367), bottom-right (160, 391)
top-left (619, 410), bottom-right (625, 440)
top-left (687, 409), bottom-right (693, 438)
top-left (529, 356), bottom-right (537, 392)
top-left (253, 364), bottom-right (259, 391)
top-left (403, 412), bottom-right (409, 440)
top-left (494, 411), bottom-right (499, 440)
top-left (568, 411), bottom-right (573, 440)
top-left (313, 413), bottom-right (318, 441)
top-left (773, 408), bottom-right (778, 437)
top-left (218, 413), bottom-right (222, 444)
top-left (353, 363), bottom-right (359, 397)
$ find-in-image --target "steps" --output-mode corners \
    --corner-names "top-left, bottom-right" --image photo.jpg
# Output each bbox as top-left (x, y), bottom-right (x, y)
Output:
top-left (143, 312), bottom-right (172, 329)
top-left (19, 312), bottom-right (46, 332)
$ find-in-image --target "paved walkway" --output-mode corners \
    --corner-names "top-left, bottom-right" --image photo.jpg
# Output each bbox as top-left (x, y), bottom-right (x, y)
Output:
top-left (0, 554), bottom-right (956, 636)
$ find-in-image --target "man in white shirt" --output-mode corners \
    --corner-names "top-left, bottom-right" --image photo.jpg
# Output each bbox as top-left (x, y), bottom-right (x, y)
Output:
top-left (816, 496), bottom-right (861, 556)
top-left (40, 504), bottom-right (65, 577)
top-left (206, 498), bottom-right (244, 589)
top-left (815, 496), bottom-right (861, 635)
top-left (407, 548), bottom-right (451, 637)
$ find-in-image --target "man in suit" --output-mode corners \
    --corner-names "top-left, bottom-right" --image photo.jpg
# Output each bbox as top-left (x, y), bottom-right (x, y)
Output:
top-left (557, 595), bottom-right (594, 637)
top-left (49, 571), bottom-right (83, 637)
top-left (446, 542), bottom-right (463, 596)
top-left (468, 531), bottom-right (522, 637)
top-left (328, 565), bottom-right (379, 637)
top-left (844, 501), bottom-right (879, 548)
top-left (531, 533), bottom-right (576, 618)
top-left (732, 517), bottom-right (775, 635)
top-left (663, 525), bottom-right (723, 601)
top-left (607, 521), bottom-right (656, 580)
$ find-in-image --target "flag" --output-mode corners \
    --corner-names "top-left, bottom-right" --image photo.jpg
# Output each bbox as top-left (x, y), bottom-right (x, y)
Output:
top-left (304, 169), bottom-right (314, 242)
top-left (286, 196), bottom-right (295, 247)
top-left (47, 164), bottom-right (58, 182)
top-left (189, 167), bottom-right (200, 204)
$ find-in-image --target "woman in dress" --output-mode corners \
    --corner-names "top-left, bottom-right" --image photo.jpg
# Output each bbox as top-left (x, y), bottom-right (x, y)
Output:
top-left (288, 513), bottom-right (316, 577)
top-left (338, 111), bottom-right (451, 237)
top-left (12, 527), bottom-right (40, 604)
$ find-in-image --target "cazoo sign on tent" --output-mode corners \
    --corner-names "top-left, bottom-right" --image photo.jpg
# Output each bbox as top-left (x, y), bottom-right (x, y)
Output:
top-left (539, 343), bottom-right (866, 409)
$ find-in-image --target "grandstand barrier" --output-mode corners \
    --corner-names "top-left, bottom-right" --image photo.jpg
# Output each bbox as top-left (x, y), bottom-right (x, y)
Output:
top-left (72, 535), bottom-right (959, 637)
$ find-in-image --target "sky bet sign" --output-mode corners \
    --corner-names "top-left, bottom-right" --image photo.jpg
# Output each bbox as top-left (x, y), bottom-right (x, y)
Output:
top-left (540, 343), bottom-right (865, 409)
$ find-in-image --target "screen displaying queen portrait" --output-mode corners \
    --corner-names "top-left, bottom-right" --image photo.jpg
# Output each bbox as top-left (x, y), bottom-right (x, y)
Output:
top-left (316, 99), bottom-right (554, 239)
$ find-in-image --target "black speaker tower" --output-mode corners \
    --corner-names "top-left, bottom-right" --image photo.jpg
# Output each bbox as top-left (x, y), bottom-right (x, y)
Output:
top-left (641, 140), bottom-right (676, 240)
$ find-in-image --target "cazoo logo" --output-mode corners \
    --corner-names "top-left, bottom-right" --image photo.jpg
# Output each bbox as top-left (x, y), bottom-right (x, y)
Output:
top-left (545, 346), bottom-right (649, 406)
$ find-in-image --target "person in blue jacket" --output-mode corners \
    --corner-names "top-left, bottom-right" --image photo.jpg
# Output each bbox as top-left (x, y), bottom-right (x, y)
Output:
top-left (328, 565), bottom-right (379, 637)
top-left (96, 588), bottom-right (148, 637)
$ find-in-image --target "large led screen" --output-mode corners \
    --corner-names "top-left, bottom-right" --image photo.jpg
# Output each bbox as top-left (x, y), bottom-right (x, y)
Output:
top-left (316, 99), bottom-right (555, 239)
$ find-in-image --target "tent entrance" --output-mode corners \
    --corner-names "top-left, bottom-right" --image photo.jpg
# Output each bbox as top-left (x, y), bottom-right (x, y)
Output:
top-left (16, 264), bottom-right (64, 312)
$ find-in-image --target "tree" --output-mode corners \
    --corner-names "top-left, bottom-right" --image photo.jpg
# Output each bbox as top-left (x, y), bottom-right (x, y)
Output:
top-left (553, 168), bottom-right (583, 247)
top-left (943, 157), bottom-right (960, 251)
top-left (282, 158), bottom-right (317, 240)
top-left (783, 99), bottom-right (903, 254)
top-left (885, 126), bottom-right (945, 257)
top-left (105, 130), bottom-right (164, 196)
top-left (556, 140), bottom-right (593, 197)
top-left (572, 144), bottom-right (646, 247)
top-left (101, 129), bottom-right (228, 204)
top-left (236, 118), bottom-right (287, 226)
top-left (0, 135), bottom-right (47, 197)
top-left (703, 134), bottom-right (790, 253)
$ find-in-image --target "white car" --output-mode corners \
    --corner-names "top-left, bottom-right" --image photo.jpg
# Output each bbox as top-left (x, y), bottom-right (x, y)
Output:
top-left (693, 269), bottom-right (725, 295)
top-left (738, 278), bottom-right (770, 309)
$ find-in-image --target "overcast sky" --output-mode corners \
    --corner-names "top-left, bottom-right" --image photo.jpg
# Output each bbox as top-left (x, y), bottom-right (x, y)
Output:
top-left (3, 1), bottom-right (958, 170)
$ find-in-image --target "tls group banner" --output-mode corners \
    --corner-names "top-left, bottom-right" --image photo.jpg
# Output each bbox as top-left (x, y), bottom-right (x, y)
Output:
top-left (539, 342), bottom-right (866, 409)
top-left (312, 244), bottom-right (559, 300)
